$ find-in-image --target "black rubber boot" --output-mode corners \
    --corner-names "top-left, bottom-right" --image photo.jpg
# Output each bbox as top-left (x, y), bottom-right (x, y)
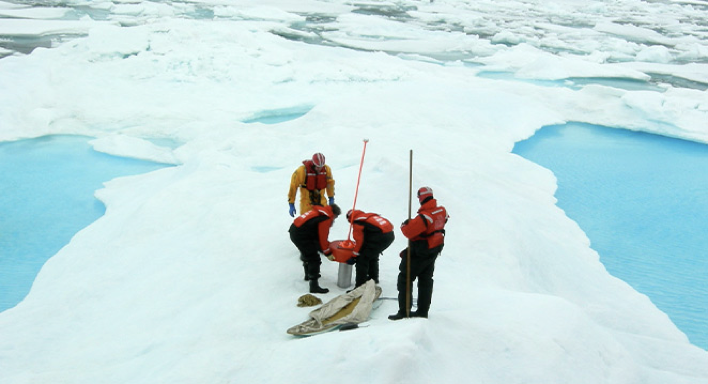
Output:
top-left (303, 263), bottom-right (309, 281)
top-left (388, 311), bottom-right (406, 321)
top-left (410, 310), bottom-right (428, 318)
top-left (309, 280), bottom-right (329, 294)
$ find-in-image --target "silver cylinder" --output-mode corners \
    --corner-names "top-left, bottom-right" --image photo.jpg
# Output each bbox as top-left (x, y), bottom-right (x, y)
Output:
top-left (337, 263), bottom-right (353, 288)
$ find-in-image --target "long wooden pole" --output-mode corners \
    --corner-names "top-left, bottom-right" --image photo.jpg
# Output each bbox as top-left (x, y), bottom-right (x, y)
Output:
top-left (405, 149), bottom-right (413, 317)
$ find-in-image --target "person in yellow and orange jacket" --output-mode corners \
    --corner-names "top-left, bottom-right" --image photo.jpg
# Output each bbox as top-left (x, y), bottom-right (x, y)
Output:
top-left (344, 209), bottom-right (395, 289)
top-left (288, 153), bottom-right (335, 217)
top-left (289, 204), bottom-right (341, 294)
top-left (389, 186), bottom-right (448, 321)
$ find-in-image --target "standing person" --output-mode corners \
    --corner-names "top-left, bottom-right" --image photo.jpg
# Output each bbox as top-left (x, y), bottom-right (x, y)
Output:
top-left (345, 209), bottom-right (395, 289)
top-left (288, 153), bottom-right (335, 217)
top-left (289, 204), bottom-right (341, 294)
top-left (389, 187), bottom-right (449, 320)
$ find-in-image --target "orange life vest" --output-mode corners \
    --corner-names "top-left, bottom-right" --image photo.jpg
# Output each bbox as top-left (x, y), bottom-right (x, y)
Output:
top-left (418, 204), bottom-right (447, 249)
top-left (350, 211), bottom-right (394, 233)
top-left (401, 199), bottom-right (448, 249)
top-left (349, 210), bottom-right (394, 255)
top-left (292, 205), bottom-right (336, 252)
top-left (303, 160), bottom-right (328, 191)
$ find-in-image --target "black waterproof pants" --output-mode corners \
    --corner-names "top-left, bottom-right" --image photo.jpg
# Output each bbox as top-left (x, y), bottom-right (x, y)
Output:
top-left (396, 243), bottom-right (443, 315)
top-left (354, 231), bottom-right (395, 287)
top-left (289, 226), bottom-right (322, 280)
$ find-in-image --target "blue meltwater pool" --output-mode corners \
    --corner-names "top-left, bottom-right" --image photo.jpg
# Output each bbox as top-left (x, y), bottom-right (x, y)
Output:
top-left (0, 135), bottom-right (168, 312)
top-left (513, 122), bottom-right (708, 351)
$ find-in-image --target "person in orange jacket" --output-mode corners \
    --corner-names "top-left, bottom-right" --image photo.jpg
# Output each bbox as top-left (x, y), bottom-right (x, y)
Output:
top-left (389, 187), bottom-right (449, 320)
top-left (289, 203), bottom-right (341, 294)
top-left (345, 209), bottom-right (395, 289)
top-left (288, 153), bottom-right (335, 217)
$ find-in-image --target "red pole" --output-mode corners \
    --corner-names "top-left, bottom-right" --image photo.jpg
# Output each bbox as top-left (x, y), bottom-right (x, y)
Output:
top-left (345, 139), bottom-right (369, 243)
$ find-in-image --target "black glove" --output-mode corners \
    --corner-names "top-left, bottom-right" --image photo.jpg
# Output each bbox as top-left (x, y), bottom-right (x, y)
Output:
top-left (346, 257), bottom-right (357, 265)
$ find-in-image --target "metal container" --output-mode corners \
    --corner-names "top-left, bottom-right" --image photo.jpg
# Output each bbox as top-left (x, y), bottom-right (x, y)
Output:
top-left (337, 263), bottom-right (353, 288)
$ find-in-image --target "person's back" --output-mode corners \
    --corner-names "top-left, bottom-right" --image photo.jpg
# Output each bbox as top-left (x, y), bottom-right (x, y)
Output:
top-left (403, 195), bottom-right (447, 251)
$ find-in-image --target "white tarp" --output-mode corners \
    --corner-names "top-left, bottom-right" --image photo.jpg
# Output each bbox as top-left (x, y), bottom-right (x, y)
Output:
top-left (287, 280), bottom-right (382, 336)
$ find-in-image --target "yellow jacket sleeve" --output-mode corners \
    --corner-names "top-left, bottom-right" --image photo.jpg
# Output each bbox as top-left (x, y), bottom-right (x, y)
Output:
top-left (325, 165), bottom-right (335, 198)
top-left (288, 166), bottom-right (305, 204)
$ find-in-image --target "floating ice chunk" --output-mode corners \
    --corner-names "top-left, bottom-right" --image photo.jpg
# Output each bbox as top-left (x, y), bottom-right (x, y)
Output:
top-left (479, 44), bottom-right (650, 81)
top-left (594, 22), bottom-right (676, 47)
top-left (214, 5), bottom-right (305, 22)
top-left (90, 134), bottom-right (179, 165)
top-left (0, 18), bottom-right (97, 36)
top-left (0, 6), bottom-right (70, 19)
top-left (86, 24), bottom-right (149, 57)
top-left (492, 30), bottom-right (523, 46)
top-left (636, 45), bottom-right (673, 63)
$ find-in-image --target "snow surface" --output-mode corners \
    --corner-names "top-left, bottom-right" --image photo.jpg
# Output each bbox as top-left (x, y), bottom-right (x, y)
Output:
top-left (1, 0), bottom-right (707, 383)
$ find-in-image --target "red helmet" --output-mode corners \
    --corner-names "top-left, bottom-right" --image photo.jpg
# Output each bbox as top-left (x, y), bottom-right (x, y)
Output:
top-left (417, 186), bottom-right (433, 203)
top-left (312, 153), bottom-right (325, 168)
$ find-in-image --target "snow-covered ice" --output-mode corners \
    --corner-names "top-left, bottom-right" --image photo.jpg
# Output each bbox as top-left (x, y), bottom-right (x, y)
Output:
top-left (1, 0), bottom-right (707, 383)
